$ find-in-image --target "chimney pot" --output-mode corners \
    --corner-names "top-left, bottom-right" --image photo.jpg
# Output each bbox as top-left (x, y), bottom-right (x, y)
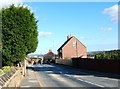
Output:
top-left (67, 34), bottom-right (72, 39)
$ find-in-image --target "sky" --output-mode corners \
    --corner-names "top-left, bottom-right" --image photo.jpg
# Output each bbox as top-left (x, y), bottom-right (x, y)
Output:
top-left (1, 0), bottom-right (119, 55)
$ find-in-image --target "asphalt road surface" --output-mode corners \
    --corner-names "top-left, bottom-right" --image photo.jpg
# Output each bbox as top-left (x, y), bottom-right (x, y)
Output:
top-left (26, 64), bottom-right (119, 88)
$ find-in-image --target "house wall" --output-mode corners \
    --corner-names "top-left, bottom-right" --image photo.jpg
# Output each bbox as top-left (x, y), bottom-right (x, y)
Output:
top-left (76, 38), bottom-right (87, 58)
top-left (62, 37), bottom-right (87, 59)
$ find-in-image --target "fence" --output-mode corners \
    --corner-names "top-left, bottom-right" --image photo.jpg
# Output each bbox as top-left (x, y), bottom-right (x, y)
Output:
top-left (0, 67), bottom-right (24, 88)
top-left (56, 58), bottom-right (120, 74)
top-left (72, 58), bottom-right (120, 74)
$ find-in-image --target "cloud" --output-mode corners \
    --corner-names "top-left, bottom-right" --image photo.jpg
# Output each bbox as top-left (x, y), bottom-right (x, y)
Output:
top-left (107, 27), bottom-right (112, 31)
top-left (103, 4), bottom-right (118, 23)
top-left (100, 27), bottom-right (112, 32)
top-left (80, 36), bottom-right (85, 40)
top-left (0, 0), bottom-right (23, 9)
top-left (39, 32), bottom-right (53, 37)
top-left (0, 0), bottom-right (36, 14)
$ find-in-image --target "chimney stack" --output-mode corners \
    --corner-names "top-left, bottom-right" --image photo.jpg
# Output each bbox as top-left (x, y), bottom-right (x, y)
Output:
top-left (49, 49), bottom-right (52, 53)
top-left (67, 34), bottom-right (72, 39)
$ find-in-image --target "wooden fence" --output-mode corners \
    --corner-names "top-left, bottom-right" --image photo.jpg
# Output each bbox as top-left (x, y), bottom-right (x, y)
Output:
top-left (72, 58), bottom-right (120, 74)
top-left (56, 58), bottom-right (120, 74)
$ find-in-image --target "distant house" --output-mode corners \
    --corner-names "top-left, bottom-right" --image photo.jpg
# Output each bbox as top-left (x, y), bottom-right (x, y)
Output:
top-left (44, 49), bottom-right (55, 63)
top-left (26, 55), bottom-right (44, 65)
top-left (57, 35), bottom-right (87, 59)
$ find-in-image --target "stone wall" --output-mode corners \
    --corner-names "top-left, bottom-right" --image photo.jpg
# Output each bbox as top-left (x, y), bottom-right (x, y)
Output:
top-left (56, 59), bottom-right (72, 66)
top-left (0, 67), bottom-right (24, 88)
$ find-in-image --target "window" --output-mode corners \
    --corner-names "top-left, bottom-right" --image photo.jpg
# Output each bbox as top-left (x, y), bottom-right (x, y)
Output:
top-left (73, 41), bottom-right (76, 47)
top-left (60, 50), bottom-right (62, 53)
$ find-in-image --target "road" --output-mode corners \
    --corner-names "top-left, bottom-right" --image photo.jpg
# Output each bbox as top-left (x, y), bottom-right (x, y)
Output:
top-left (21, 64), bottom-right (119, 88)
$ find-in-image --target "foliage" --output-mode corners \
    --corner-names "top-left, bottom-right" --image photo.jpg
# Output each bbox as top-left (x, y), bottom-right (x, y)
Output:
top-left (2, 66), bottom-right (15, 73)
top-left (0, 69), bottom-right (4, 76)
top-left (0, 66), bottom-right (15, 76)
top-left (94, 50), bottom-right (120, 60)
top-left (2, 4), bottom-right (38, 66)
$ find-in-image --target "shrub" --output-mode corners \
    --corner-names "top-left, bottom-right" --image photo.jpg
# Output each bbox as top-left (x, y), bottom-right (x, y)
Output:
top-left (0, 66), bottom-right (15, 76)
top-left (0, 69), bottom-right (4, 76)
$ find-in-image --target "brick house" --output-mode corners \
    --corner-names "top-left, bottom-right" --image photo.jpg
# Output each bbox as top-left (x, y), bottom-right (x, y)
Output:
top-left (43, 49), bottom-right (55, 63)
top-left (57, 35), bottom-right (87, 59)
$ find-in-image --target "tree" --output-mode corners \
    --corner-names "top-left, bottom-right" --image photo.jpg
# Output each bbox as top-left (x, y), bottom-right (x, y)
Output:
top-left (2, 4), bottom-right (38, 66)
top-left (94, 50), bottom-right (120, 60)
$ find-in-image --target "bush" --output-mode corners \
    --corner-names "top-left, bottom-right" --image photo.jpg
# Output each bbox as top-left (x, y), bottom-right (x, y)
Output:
top-left (95, 50), bottom-right (120, 60)
top-left (0, 66), bottom-right (15, 76)
top-left (0, 69), bottom-right (4, 76)
top-left (2, 66), bottom-right (15, 73)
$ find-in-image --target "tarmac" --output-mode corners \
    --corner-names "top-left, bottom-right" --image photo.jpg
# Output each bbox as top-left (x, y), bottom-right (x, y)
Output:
top-left (19, 64), bottom-right (120, 88)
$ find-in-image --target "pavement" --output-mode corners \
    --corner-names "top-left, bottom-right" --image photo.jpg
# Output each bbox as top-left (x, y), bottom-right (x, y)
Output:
top-left (19, 64), bottom-right (120, 88)
top-left (20, 69), bottom-right (40, 87)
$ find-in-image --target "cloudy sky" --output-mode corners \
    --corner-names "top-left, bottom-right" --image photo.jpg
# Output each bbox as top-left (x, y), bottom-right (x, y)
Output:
top-left (1, 0), bottom-right (119, 54)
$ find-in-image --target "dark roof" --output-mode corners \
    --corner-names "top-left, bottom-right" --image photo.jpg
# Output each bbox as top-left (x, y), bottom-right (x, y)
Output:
top-left (57, 36), bottom-right (73, 51)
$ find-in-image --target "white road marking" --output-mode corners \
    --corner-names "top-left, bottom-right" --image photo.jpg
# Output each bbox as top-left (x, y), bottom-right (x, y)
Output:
top-left (64, 74), bottom-right (72, 77)
top-left (50, 74), bottom-right (68, 83)
top-left (20, 86), bottom-right (30, 87)
top-left (28, 77), bottom-right (36, 80)
top-left (64, 74), bottom-right (105, 87)
top-left (45, 71), bottom-right (53, 73)
top-left (65, 74), bottom-right (94, 78)
top-left (59, 71), bottom-right (63, 74)
top-left (77, 78), bottom-right (105, 87)
top-left (29, 80), bottom-right (38, 83)
top-left (101, 77), bottom-right (119, 81)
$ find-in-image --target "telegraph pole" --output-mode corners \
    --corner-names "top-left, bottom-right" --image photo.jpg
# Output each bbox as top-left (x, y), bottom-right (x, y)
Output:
top-left (52, 40), bottom-right (55, 59)
top-left (52, 40), bottom-right (57, 62)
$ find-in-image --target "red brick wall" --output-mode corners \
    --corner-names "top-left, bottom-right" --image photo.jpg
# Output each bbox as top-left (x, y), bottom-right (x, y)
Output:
top-left (62, 37), bottom-right (87, 59)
